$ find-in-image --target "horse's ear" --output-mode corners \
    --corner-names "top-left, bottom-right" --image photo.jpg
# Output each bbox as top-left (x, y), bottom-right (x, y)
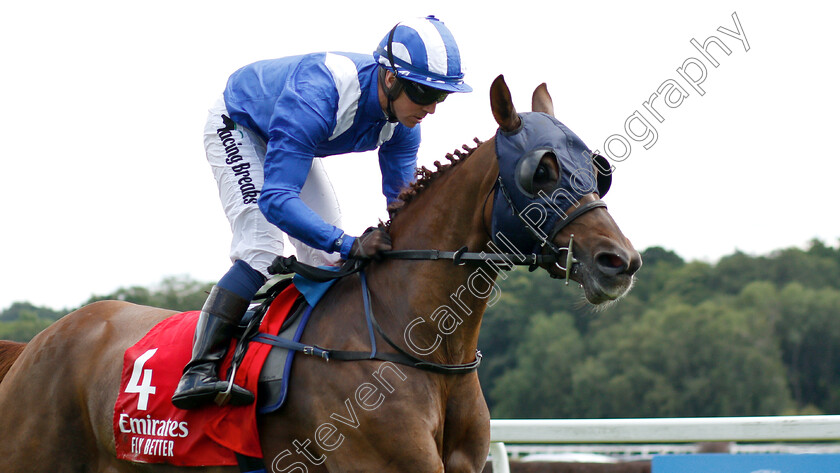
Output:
top-left (490, 74), bottom-right (521, 132)
top-left (532, 83), bottom-right (554, 116)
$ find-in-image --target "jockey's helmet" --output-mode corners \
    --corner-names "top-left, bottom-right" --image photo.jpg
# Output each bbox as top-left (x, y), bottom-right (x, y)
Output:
top-left (374, 15), bottom-right (472, 96)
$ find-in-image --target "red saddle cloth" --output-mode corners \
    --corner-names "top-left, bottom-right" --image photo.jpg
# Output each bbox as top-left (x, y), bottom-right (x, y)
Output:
top-left (113, 283), bottom-right (300, 466)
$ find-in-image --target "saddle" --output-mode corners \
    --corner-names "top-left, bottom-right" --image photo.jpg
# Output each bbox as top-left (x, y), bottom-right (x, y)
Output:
top-left (113, 277), bottom-right (314, 466)
top-left (233, 277), bottom-right (314, 414)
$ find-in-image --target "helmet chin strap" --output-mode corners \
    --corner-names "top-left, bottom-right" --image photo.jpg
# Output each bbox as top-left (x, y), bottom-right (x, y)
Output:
top-left (378, 67), bottom-right (402, 123)
top-left (378, 23), bottom-right (404, 123)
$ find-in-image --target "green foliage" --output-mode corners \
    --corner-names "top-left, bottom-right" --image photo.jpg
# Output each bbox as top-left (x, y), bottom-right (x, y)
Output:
top-left (0, 311), bottom-right (55, 342)
top-left (764, 282), bottom-right (840, 412)
top-left (491, 311), bottom-right (585, 418)
top-left (83, 276), bottom-right (213, 312)
top-left (0, 276), bottom-right (213, 341)
top-left (0, 302), bottom-right (63, 322)
top-left (0, 302), bottom-right (65, 342)
top-left (580, 299), bottom-right (792, 417)
top-left (481, 239), bottom-right (840, 418)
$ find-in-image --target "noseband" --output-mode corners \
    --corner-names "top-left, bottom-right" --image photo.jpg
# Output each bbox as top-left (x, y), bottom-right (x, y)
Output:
top-left (494, 174), bottom-right (606, 282)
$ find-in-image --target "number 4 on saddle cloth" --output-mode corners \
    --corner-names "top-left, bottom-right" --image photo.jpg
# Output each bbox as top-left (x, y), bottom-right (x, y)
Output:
top-left (113, 276), bottom-right (325, 467)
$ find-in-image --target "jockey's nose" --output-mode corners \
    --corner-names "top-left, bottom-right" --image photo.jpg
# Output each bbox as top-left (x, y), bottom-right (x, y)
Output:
top-left (422, 102), bottom-right (437, 114)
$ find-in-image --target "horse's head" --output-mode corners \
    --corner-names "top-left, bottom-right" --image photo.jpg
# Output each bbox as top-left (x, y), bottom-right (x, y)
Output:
top-left (489, 75), bottom-right (641, 304)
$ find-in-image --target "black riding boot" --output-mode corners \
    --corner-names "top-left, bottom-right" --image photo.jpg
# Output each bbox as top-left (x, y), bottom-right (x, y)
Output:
top-left (171, 285), bottom-right (255, 409)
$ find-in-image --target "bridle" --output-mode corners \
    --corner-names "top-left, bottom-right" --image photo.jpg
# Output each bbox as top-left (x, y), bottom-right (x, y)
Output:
top-left (262, 179), bottom-right (604, 375)
top-left (493, 175), bottom-right (606, 282)
top-left (379, 177), bottom-right (604, 285)
top-left (268, 173), bottom-right (605, 285)
top-left (264, 118), bottom-right (610, 375)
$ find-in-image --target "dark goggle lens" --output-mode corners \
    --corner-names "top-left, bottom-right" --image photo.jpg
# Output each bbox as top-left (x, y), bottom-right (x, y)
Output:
top-left (401, 79), bottom-right (448, 105)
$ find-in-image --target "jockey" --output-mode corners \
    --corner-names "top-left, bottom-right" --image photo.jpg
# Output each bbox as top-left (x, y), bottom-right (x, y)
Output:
top-left (172, 15), bottom-right (472, 409)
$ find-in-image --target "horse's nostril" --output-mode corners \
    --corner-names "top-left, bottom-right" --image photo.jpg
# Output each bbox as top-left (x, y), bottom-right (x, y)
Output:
top-left (602, 254), bottom-right (624, 268)
top-left (596, 252), bottom-right (629, 276)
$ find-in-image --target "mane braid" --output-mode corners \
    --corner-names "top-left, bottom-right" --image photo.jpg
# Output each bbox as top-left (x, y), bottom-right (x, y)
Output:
top-left (385, 138), bottom-right (483, 228)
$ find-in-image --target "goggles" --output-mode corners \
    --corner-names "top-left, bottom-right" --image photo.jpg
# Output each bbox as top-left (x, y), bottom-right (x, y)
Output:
top-left (400, 79), bottom-right (449, 106)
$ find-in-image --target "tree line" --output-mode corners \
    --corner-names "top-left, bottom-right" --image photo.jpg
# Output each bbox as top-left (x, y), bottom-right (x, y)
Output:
top-left (2, 240), bottom-right (839, 418)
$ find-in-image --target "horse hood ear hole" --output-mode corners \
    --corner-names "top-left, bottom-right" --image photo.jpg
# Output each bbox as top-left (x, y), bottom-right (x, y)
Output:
top-left (597, 173), bottom-right (612, 197)
top-left (592, 153), bottom-right (613, 197)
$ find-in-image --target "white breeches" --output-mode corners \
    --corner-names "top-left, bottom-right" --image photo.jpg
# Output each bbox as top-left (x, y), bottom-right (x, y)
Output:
top-left (203, 96), bottom-right (342, 276)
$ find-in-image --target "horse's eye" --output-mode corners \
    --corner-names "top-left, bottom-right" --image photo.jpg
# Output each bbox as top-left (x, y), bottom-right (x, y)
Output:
top-left (533, 154), bottom-right (559, 191)
top-left (534, 164), bottom-right (548, 181)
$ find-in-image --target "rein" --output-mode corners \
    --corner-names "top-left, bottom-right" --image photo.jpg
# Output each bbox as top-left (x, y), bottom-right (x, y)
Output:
top-left (253, 268), bottom-right (482, 374)
top-left (327, 271), bottom-right (482, 374)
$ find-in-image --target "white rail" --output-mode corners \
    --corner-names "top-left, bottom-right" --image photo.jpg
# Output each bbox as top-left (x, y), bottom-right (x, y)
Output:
top-left (488, 415), bottom-right (840, 473)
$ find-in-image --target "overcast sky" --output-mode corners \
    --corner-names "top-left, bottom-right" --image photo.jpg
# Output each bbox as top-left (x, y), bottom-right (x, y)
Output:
top-left (1, 1), bottom-right (837, 311)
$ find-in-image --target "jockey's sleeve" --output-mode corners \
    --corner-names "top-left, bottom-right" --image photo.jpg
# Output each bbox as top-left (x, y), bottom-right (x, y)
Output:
top-left (379, 124), bottom-right (420, 205)
top-left (258, 63), bottom-right (349, 256)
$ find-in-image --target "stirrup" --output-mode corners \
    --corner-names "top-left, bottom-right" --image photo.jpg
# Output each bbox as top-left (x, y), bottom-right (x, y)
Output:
top-left (214, 363), bottom-right (251, 406)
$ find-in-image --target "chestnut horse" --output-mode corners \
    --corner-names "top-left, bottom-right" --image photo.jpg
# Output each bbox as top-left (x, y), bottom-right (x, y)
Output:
top-left (0, 76), bottom-right (640, 473)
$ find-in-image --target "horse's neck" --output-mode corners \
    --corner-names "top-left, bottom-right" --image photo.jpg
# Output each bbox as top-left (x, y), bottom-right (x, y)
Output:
top-left (392, 140), bottom-right (498, 249)
top-left (368, 141), bottom-right (499, 364)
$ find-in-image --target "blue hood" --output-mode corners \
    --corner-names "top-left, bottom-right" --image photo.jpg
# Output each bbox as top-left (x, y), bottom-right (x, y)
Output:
top-left (491, 112), bottom-right (600, 255)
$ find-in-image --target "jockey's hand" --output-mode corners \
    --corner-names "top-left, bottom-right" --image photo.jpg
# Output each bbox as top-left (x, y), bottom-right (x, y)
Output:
top-left (349, 227), bottom-right (392, 260)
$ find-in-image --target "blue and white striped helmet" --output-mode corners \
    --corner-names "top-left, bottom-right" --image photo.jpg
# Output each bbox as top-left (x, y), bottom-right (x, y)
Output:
top-left (374, 15), bottom-right (472, 93)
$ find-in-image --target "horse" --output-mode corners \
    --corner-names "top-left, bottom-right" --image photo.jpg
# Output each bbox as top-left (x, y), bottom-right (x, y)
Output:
top-left (0, 75), bottom-right (641, 473)
top-left (0, 341), bottom-right (24, 381)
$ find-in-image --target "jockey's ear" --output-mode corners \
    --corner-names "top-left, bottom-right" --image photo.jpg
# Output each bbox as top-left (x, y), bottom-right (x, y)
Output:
top-left (379, 67), bottom-right (404, 105)
top-left (384, 69), bottom-right (397, 88)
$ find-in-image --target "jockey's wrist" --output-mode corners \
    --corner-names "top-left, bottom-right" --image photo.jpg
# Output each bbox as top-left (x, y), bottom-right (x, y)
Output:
top-left (339, 236), bottom-right (356, 259)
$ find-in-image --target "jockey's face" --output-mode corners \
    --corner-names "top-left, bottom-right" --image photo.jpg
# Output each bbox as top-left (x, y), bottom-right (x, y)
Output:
top-left (381, 71), bottom-right (439, 128)
top-left (393, 89), bottom-right (438, 128)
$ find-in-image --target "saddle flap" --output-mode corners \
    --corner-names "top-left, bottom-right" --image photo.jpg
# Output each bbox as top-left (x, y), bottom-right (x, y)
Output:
top-left (255, 302), bottom-right (313, 414)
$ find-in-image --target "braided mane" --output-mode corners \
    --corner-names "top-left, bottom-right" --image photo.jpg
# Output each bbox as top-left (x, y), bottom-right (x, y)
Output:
top-left (386, 138), bottom-right (483, 226)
